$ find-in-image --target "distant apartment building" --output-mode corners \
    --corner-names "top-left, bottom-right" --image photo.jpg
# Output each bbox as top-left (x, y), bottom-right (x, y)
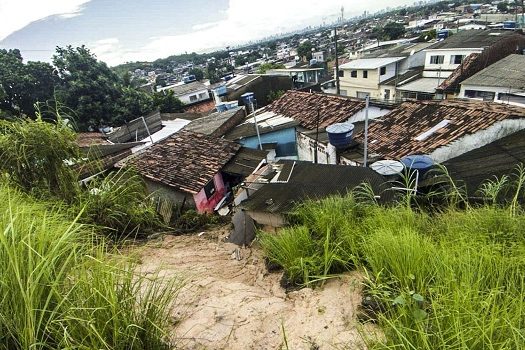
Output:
top-left (338, 57), bottom-right (404, 99)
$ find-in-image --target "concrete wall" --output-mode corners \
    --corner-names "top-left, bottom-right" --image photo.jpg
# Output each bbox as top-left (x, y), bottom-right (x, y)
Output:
top-left (297, 132), bottom-right (337, 164)
top-left (431, 119), bottom-right (525, 163)
top-left (424, 48), bottom-right (483, 73)
top-left (144, 179), bottom-right (195, 208)
top-left (228, 75), bottom-right (293, 108)
top-left (339, 64), bottom-right (398, 99)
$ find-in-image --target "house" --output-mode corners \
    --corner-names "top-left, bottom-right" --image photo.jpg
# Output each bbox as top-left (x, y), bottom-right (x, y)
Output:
top-left (214, 74), bottom-right (293, 108)
top-left (397, 29), bottom-right (525, 100)
top-left (458, 54), bottom-right (525, 106)
top-left (225, 91), bottom-right (390, 159)
top-left (265, 68), bottom-right (324, 89)
top-left (338, 57), bottom-right (405, 99)
top-left (238, 160), bottom-right (393, 228)
top-left (312, 51), bottom-right (326, 62)
top-left (120, 130), bottom-right (266, 214)
top-left (350, 99), bottom-right (525, 164)
top-left (158, 81), bottom-right (210, 105)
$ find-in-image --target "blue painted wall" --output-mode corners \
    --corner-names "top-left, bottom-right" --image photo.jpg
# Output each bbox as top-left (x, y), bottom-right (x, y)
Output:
top-left (238, 127), bottom-right (297, 157)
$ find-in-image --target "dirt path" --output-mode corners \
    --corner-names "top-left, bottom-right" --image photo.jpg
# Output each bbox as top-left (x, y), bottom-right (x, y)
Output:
top-left (134, 226), bottom-right (369, 350)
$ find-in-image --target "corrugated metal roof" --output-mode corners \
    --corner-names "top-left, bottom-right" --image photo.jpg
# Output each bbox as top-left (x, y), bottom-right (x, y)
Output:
top-left (461, 54), bottom-right (525, 89)
top-left (396, 77), bottom-right (442, 93)
top-left (240, 160), bottom-right (393, 213)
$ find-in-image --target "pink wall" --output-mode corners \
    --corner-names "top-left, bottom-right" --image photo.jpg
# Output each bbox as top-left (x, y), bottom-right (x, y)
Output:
top-left (193, 173), bottom-right (226, 213)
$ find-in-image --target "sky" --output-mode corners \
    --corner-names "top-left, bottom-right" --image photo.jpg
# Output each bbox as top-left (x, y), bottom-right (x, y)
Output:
top-left (0, 0), bottom-right (415, 66)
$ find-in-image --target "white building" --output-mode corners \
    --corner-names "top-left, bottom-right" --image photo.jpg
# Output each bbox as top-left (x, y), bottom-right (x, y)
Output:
top-left (158, 81), bottom-right (210, 105)
top-left (459, 54), bottom-right (525, 107)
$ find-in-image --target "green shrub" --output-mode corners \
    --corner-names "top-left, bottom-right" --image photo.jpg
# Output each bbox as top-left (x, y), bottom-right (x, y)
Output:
top-left (0, 183), bottom-right (181, 349)
top-left (76, 168), bottom-right (161, 237)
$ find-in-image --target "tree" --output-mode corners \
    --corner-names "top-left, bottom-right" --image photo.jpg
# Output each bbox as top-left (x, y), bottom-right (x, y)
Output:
top-left (497, 2), bottom-right (509, 12)
top-left (153, 91), bottom-right (184, 113)
top-left (189, 67), bottom-right (204, 81)
top-left (297, 41), bottom-right (313, 61)
top-left (115, 87), bottom-right (155, 125)
top-left (53, 46), bottom-right (124, 130)
top-left (382, 22), bottom-right (406, 40)
top-left (257, 62), bottom-right (285, 74)
top-left (0, 49), bottom-right (57, 117)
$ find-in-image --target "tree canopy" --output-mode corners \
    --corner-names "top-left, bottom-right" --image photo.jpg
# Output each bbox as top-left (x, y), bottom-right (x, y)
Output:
top-left (297, 41), bottom-right (314, 61)
top-left (0, 46), bottom-right (176, 130)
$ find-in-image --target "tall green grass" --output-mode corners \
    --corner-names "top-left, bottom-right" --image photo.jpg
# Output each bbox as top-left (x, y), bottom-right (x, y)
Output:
top-left (259, 173), bottom-right (525, 349)
top-left (0, 183), bottom-right (181, 349)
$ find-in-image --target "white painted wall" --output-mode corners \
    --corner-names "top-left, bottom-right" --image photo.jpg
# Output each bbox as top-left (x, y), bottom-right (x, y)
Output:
top-left (379, 62), bottom-right (398, 83)
top-left (424, 48), bottom-right (483, 72)
top-left (459, 83), bottom-right (525, 107)
top-left (430, 119), bottom-right (525, 163)
top-left (398, 50), bottom-right (427, 73)
top-left (177, 88), bottom-right (210, 105)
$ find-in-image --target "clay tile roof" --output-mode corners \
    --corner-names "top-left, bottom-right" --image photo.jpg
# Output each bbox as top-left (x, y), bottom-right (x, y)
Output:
top-left (266, 90), bottom-right (366, 129)
top-left (354, 99), bottom-right (525, 160)
top-left (76, 132), bottom-right (109, 147)
top-left (124, 130), bottom-right (241, 194)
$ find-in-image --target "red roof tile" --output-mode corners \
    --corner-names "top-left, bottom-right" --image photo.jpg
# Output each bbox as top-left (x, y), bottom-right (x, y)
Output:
top-left (354, 100), bottom-right (525, 160)
top-left (123, 130), bottom-right (241, 194)
top-left (266, 90), bottom-right (366, 129)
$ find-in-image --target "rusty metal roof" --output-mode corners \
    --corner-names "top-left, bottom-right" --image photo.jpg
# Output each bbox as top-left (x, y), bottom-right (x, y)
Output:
top-left (123, 130), bottom-right (241, 194)
top-left (354, 99), bottom-right (525, 160)
top-left (266, 90), bottom-right (366, 129)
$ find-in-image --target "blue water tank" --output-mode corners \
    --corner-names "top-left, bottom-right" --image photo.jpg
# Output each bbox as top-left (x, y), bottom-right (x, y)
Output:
top-left (309, 58), bottom-right (318, 66)
top-left (326, 123), bottom-right (355, 149)
top-left (437, 30), bottom-right (449, 39)
top-left (400, 154), bottom-right (434, 175)
top-left (504, 21), bottom-right (517, 29)
top-left (241, 92), bottom-right (255, 105)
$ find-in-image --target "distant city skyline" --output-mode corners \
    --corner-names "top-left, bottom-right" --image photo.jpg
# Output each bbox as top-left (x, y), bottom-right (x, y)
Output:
top-left (1, 0), bottom-right (415, 66)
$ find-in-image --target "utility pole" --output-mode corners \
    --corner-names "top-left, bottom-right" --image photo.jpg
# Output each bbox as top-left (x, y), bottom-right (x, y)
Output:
top-left (334, 26), bottom-right (341, 95)
top-left (363, 96), bottom-right (369, 167)
top-left (314, 107), bottom-right (320, 164)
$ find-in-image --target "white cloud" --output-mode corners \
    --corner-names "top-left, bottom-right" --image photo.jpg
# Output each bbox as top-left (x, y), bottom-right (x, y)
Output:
top-left (127, 0), bottom-right (414, 63)
top-left (89, 37), bottom-right (127, 66)
top-left (0, 0), bottom-right (91, 40)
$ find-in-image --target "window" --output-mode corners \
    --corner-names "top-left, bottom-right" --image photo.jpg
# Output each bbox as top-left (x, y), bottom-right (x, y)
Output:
top-left (363, 70), bottom-right (368, 78)
top-left (430, 55), bottom-right (444, 64)
top-left (189, 95), bottom-right (198, 102)
top-left (338, 70), bottom-right (344, 77)
top-left (357, 91), bottom-right (370, 99)
top-left (203, 179), bottom-right (216, 199)
top-left (380, 66), bottom-right (386, 75)
top-left (350, 70), bottom-right (357, 78)
top-left (339, 89), bottom-right (348, 96)
top-left (498, 93), bottom-right (525, 105)
top-left (198, 92), bottom-right (207, 99)
top-left (384, 89), bottom-right (390, 100)
top-left (464, 89), bottom-right (495, 101)
top-left (450, 55), bottom-right (465, 64)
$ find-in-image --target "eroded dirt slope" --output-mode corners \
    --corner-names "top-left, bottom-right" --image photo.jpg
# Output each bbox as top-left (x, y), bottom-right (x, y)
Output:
top-left (135, 227), bottom-right (370, 350)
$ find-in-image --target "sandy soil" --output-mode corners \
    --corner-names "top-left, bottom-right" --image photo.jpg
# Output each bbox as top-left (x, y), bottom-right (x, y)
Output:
top-left (134, 226), bottom-right (370, 350)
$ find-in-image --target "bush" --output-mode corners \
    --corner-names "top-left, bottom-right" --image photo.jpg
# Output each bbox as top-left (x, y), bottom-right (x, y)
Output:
top-left (0, 183), bottom-right (181, 349)
top-left (259, 175), bottom-right (525, 349)
top-left (76, 168), bottom-right (161, 237)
